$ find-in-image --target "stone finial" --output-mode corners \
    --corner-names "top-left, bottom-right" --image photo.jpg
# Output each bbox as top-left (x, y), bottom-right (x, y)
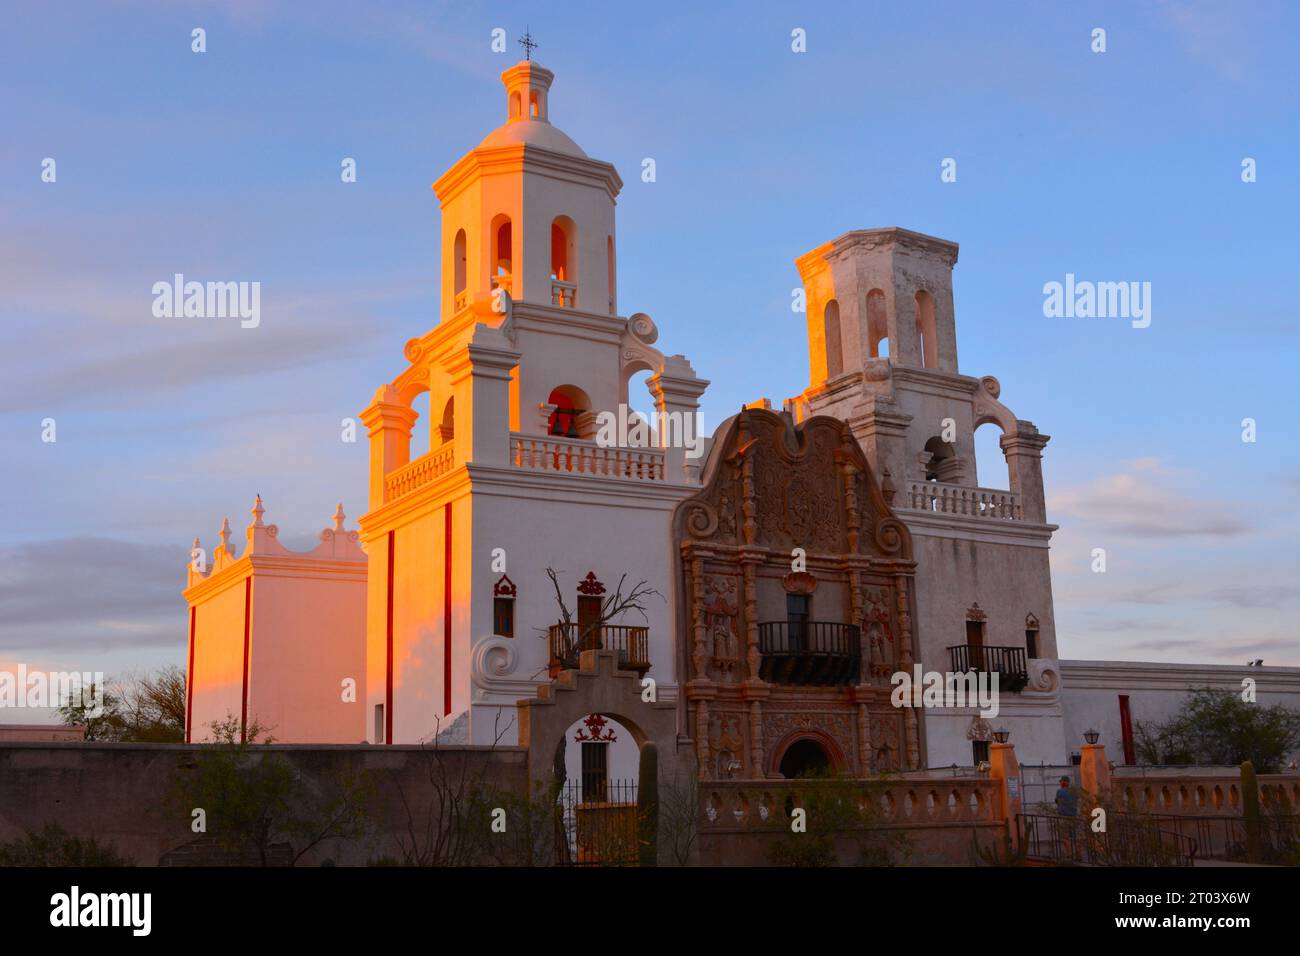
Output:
top-left (218, 517), bottom-right (232, 553)
top-left (250, 494), bottom-right (266, 528)
top-left (332, 503), bottom-right (346, 532)
top-left (191, 535), bottom-right (201, 553)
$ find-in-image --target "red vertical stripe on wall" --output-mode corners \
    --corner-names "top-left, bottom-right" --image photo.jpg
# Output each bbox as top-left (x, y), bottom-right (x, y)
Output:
top-left (240, 577), bottom-right (252, 742)
top-left (386, 531), bottom-right (395, 745)
top-left (443, 503), bottom-right (452, 717)
top-left (185, 605), bottom-right (196, 744)
top-left (1118, 694), bottom-right (1135, 765)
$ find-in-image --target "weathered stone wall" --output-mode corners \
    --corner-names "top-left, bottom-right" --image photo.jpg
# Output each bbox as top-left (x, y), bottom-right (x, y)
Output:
top-left (0, 742), bottom-right (527, 866)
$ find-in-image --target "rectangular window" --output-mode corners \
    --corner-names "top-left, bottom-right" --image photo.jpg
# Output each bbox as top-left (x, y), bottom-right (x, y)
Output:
top-left (1025, 629), bottom-right (1039, 659)
top-left (971, 740), bottom-right (990, 765)
top-left (580, 742), bottom-right (608, 803)
top-left (786, 593), bottom-right (810, 652)
top-left (374, 704), bottom-right (384, 744)
top-left (493, 597), bottom-right (514, 638)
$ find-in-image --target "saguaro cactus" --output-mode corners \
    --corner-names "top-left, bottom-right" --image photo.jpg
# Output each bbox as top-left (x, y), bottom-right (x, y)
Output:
top-left (1241, 760), bottom-right (1261, 864)
top-left (637, 742), bottom-right (659, 867)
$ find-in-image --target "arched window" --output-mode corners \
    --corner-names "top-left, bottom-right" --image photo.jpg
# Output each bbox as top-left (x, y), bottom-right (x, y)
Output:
top-left (547, 385), bottom-right (591, 438)
top-left (915, 290), bottom-right (938, 369)
top-left (974, 421), bottom-right (1010, 489)
top-left (452, 229), bottom-right (467, 301)
top-left (491, 215), bottom-right (513, 277)
top-left (866, 288), bottom-right (889, 358)
top-left (551, 216), bottom-right (577, 307)
top-left (439, 397), bottom-right (454, 445)
top-left (509, 91), bottom-right (521, 119)
top-left (408, 390), bottom-right (430, 462)
top-left (823, 299), bottom-right (843, 378)
top-left (924, 435), bottom-right (959, 482)
top-left (529, 90), bottom-right (540, 118)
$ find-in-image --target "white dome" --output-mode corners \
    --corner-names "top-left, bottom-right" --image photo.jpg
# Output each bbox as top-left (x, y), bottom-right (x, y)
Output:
top-left (477, 119), bottom-right (587, 158)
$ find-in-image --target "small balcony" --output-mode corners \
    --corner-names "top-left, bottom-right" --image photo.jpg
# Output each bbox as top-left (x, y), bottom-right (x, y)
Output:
top-left (548, 622), bottom-right (650, 677)
top-left (947, 644), bottom-right (1029, 692)
top-left (757, 621), bottom-right (861, 686)
top-left (551, 279), bottom-right (577, 308)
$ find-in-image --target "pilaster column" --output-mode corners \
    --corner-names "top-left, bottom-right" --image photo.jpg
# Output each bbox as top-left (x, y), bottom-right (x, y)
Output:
top-left (1000, 427), bottom-right (1051, 523)
top-left (648, 355), bottom-right (710, 484)
top-left (440, 326), bottom-right (521, 469)
top-left (360, 384), bottom-right (419, 511)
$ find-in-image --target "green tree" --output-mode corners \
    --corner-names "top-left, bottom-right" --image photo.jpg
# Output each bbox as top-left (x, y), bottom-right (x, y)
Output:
top-left (1133, 687), bottom-right (1300, 773)
top-left (0, 824), bottom-right (131, 867)
top-left (58, 665), bottom-right (187, 742)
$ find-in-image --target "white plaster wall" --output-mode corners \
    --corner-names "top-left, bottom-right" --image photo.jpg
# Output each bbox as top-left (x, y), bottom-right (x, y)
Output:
top-left (1059, 660), bottom-right (1300, 766)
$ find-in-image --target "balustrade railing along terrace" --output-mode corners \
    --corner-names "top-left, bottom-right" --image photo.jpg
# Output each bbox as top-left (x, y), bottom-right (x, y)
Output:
top-left (384, 444), bottom-right (456, 502)
top-left (903, 480), bottom-right (1022, 520)
top-left (510, 433), bottom-right (665, 481)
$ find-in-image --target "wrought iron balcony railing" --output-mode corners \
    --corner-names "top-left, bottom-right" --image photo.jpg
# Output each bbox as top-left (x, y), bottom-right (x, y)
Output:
top-left (757, 621), bottom-right (861, 686)
top-left (548, 622), bottom-right (650, 677)
top-left (947, 644), bottom-right (1029, 692)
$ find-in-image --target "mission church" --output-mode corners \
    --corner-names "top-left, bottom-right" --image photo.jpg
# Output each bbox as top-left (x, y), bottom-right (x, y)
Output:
top-left (180, 56), bottom-right (1293, 786)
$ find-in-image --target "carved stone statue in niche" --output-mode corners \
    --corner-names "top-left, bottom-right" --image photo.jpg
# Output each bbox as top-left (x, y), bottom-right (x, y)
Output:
top-left (704, 577), bottom-right (740, 682)
top-left (717, 491), bottom-right (737, 539)
top-left (863, 588), bottom-right (894, 681)
top-left (710, 714), bottom-right (745, 778)
top-left (870, 715), bottom-right (900, 772)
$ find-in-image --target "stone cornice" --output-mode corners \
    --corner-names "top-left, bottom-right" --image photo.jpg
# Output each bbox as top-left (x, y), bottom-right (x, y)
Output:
top-left (1059, 659), bottom-right (1300, 691)
top-left (183, 553), bottom-right (365, 605)
top-left (433, 143), bottom-right (622, 204)
top-left (827, 227), bottom-right (960, 267)
top-left (898, 510), bottom-right (1058, 547)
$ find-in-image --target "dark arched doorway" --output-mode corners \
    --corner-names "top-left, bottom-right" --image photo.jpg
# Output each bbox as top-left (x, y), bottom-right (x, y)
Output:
top-left (778, 738), bottom-right (832, 779)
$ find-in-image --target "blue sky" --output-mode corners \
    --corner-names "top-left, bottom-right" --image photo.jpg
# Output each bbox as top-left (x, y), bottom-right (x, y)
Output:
top-left (1, 0), bottom-right (1297, 690)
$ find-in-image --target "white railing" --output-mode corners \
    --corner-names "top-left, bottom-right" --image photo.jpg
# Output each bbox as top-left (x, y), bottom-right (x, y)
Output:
top-left (385, 444), bottom-right (456, 501)
top-left (551, 279), bottom-right (577, 308)
top-left (510, 433), bottom-right (665, 481)
top-left (902, 479), bottom-right (1021, 520)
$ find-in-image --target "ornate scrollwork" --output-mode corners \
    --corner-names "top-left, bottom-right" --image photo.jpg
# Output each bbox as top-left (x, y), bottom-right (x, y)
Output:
top-left (686, 503), bottom-right (718, 538)
top-left (873, 518), bottom-right (906, 555)
top-left (627, 312), bottom-right (659, 345)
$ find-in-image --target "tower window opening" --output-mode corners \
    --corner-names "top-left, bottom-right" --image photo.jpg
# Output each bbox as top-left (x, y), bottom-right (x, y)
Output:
top-left (823, 299), bottom-right (843, 378)
top-left (493, 217), bottom-right (513, 276)
top-left (452, 229), bottom-right (467, 303)
top-left (529, 90), bottom-right (540, 117)
top-left (915, 290), bottom-right (938, 369)
top-left (866, 288), bottom-right (889, 358)
top-left (547, 385), bottom-right (591, 439)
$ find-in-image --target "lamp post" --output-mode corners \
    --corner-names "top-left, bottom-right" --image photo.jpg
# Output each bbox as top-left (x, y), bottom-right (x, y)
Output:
top-left (1083, 728), bottom-right (1100, 745)
top-left (993, 726), bottom-right (1010, 744)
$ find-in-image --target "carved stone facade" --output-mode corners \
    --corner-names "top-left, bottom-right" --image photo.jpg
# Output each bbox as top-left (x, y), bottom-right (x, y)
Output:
top-left (673, 407), bottom-right (920, 780)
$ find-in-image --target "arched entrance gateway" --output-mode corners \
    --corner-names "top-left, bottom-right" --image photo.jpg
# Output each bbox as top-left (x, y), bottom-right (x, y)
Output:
top-left (517, 648), bottom-right (682, 865)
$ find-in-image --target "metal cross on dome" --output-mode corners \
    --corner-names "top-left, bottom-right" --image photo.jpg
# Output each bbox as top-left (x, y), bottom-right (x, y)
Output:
top-left (519, 29), bottom-right (538, 60)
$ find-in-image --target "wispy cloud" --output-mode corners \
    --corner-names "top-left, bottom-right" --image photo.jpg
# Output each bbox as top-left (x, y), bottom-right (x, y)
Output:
top-left (1049, 459), bottom-right (1250, 539)
top-left (0, 537), bottom-right (184, 654)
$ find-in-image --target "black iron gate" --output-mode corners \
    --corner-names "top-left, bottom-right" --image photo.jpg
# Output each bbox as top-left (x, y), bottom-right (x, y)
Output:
top-left (556, 779), bottom-right (640, 866)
